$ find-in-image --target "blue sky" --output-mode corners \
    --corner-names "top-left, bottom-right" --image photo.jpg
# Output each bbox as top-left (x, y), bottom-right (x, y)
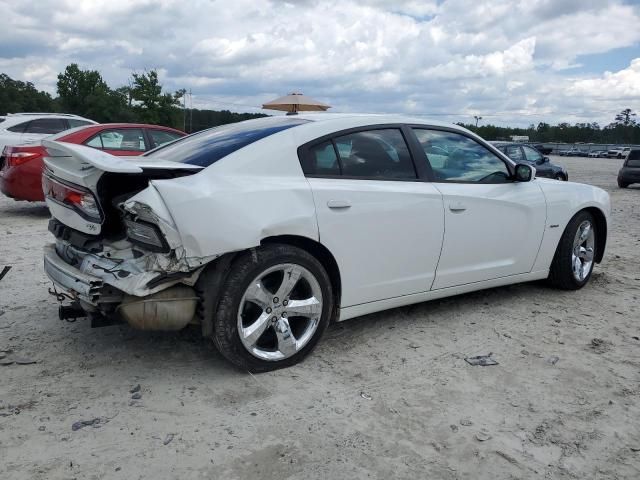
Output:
top-left (0, 0), bottom-right (639, 127)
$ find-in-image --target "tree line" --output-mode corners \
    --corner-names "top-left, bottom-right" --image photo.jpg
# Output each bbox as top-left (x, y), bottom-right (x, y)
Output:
top-left (1, 65), bottom-right (639, 143)
top-left (0, 65), bottom-right (264, 132)
top-left (460, 109), bottom-right (639, 145)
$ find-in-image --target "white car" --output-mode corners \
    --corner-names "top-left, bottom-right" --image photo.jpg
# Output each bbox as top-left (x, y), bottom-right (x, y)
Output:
top-left (607, 147), bottom-right (631, 158)
top-left (42, 115), bottom-right (610, 371)
top-left (0, 112), bottom-right (96, 153)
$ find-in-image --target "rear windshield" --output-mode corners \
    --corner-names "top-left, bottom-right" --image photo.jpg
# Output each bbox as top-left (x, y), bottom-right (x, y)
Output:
top-left (145, 117), bottom-right (310, 167)
top-left (627, 150), bottom-right (640, 161)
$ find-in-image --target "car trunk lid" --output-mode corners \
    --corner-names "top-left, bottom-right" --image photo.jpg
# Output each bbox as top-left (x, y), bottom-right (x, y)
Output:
top-left (42, 140), bottom-right (202, 236)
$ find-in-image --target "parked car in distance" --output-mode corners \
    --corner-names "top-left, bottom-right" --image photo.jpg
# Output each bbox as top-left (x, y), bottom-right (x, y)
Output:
top-left (0, 123), bottom-right (185, 202)
top-left (608, 146), bottom-right (631, 158)
top-left (0, 112), bottom-right (96, 153)
top-left (618, 149), bottom-right (640, 188)
top-left (41, 114), bottom-right (609, 371)
top-left (492, 142), bottom-right (568, 180)
top-left (588, 150), bottom-right (606, 158)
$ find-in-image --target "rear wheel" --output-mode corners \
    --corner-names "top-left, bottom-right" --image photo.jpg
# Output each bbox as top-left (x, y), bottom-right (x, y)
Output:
top-left (554, 173), bottom-right (566, 181)
top-left (618, 179), bottom-right (628, 188)
top-left (547, 211), bottom-right (597, 290)
top-left (209, 244), bottom-right (334, 372)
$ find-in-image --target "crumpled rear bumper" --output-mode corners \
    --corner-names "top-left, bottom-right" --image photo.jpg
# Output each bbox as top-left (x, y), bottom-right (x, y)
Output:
top-left (44, 244), bottom-right (103, 301)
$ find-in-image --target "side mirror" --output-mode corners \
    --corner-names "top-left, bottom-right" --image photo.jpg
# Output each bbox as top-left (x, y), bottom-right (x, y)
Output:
top-left (515, 163), bottom-right (534, 182)
top-left (543, 156), bottom-right (550, 163)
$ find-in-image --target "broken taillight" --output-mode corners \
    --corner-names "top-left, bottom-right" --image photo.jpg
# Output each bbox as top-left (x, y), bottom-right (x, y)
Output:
top-left (3, 145), bottom-right (45, 167)
top-left (42, 174), bottom-right (102, 222)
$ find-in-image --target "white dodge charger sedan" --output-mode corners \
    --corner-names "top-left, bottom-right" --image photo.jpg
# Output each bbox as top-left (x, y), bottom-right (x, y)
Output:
top-left (42, 114), bottom-right (610, 371)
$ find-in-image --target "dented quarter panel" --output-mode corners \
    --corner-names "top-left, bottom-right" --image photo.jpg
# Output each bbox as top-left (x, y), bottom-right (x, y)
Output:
top-left (149, 129), bottom-right (319, 259)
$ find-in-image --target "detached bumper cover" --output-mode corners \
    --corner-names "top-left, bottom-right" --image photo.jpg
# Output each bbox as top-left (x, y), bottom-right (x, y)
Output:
top-left (44, 244), bottom-right (103, 299)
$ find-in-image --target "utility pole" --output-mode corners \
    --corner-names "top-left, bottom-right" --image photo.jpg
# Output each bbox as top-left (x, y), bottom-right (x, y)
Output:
top-left (182, 90), bottom-right (186, 132)
top-left (189, 89), bottom-right (193, 133)
top-left (474, 115), bottom-right (483, 127)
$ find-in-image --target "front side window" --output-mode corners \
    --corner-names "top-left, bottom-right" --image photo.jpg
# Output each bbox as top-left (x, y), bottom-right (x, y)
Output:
top-left (85, 128), bottom-right (146, 151)
top-left (332, 129), bottom-right (416, 179)
top-left (523, 145), bottom-right (543, 163)
top-left (505, 145), bottom-right (525, 162)
top-left (24, 118), bottom-right (67, 134)
top-left (413, 129), bottom-right (511, 183)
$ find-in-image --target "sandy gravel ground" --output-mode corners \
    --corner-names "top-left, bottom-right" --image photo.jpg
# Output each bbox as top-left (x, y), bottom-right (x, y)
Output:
top-left (1, 155), bottom-right (639, 480)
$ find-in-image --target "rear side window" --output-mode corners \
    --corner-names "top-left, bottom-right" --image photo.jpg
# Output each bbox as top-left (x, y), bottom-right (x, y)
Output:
top-left (148, 129), bottom-right (183, 148)
top-left (333, 129), bottom-right (416, 179)
top-left (303, 141), bottom-right (341, 175)
top-left (505, 145), bottom-right (525, 162)
top-left (85, 128), bottom-right (146, 151)
top-left (627, 159), bottom-right (640, 167)
top-left (627, 150), bottom-right (640, 161)
top-left (68, 119), bottom-right (93, 128)
top-left (147, 117), bottom-right (309, 167)
top-left (7, 121), bottom-right (29, 133)
top-left (24, 118), bottom-right (67, 134)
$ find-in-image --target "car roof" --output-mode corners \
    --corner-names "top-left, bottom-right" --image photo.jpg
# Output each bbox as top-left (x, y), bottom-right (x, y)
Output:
top-left (294, 112), bottom-right (459, 129)
top-left (1, 113), bottom-right (96, 127)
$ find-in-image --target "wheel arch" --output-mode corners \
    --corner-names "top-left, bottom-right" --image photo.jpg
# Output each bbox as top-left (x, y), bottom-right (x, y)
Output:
top-left (583, 207), bottom-right (607, 263)
top-left (260, 234), bottom-right (342, 312)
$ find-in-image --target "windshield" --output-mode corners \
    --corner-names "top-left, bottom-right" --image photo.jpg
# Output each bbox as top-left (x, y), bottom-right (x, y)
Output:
top-left (145, 117), bottom-right (310, 167)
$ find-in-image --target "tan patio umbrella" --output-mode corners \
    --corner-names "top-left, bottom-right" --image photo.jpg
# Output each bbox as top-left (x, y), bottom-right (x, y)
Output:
top-left (262, 92), bottom-right (331, 115)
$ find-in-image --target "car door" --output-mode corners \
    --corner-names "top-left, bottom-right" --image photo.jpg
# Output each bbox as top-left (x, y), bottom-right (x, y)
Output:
top-left (299, 127), bottom-right (445, 307)
top-left (84, 128), bottom-right (148, 156)
top-left (411, 128), bottom-right (546, 290)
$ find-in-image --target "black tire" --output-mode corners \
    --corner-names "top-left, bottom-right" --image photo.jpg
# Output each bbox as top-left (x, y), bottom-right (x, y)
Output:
top-left (547, 211), bottom-right (597, 290)
top-left (208, 244), bottom-right (334, 372)
top-left (554, 173), bottom-right (566, 181)
top-left (618, 179), bottom-right (628, 188)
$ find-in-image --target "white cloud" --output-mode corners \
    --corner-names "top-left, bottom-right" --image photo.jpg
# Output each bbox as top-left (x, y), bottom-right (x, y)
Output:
top-left (0, 0), bottom-right (639, 126)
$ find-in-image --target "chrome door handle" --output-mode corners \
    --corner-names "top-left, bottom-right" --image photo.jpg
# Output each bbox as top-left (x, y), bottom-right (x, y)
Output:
top-left (327, 200), bottom-right (351, 209)
top-left (449, 202), bottom-right (466, 212)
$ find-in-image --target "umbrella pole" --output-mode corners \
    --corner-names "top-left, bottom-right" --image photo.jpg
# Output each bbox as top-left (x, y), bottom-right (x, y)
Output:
top-left (286, 104), bottom-right (299, 115)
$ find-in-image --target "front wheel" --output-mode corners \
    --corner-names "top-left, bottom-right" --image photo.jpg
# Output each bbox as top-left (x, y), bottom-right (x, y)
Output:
top-left (547, 211), bottom-right (597, 290)
top-left (618, 179), bottom-right (628, 188)
top-left (209, 244), bottom-right (334, 372)
top-left (554, 173), bottom-right (566, 181)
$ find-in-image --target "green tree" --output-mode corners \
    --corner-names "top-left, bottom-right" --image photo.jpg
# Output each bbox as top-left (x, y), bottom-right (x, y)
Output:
top-left (130, 70), bottom-right (184, 127)
top-left (0, 73), bottom-right (57, 115)
top-left (614, 108), bottom-right (637, 126)
top-left (56, 63), bottom-right (129, 122)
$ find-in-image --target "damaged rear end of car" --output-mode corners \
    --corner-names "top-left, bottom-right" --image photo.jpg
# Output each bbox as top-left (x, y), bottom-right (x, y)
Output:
top-left (43, 140), bottom-right (207, 330)
top-left (42, 116), bottom-right (318, 340)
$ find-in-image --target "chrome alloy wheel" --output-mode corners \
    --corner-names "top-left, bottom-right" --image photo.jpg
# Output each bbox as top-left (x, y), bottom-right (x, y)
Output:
top-left (237, 263), bottom-right (323, 361)
top-left (572, 220), bottom-right (595, 282)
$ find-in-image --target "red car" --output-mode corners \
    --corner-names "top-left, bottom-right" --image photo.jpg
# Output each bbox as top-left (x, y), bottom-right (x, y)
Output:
top-left (0, 123), bottom-right (185, 202)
